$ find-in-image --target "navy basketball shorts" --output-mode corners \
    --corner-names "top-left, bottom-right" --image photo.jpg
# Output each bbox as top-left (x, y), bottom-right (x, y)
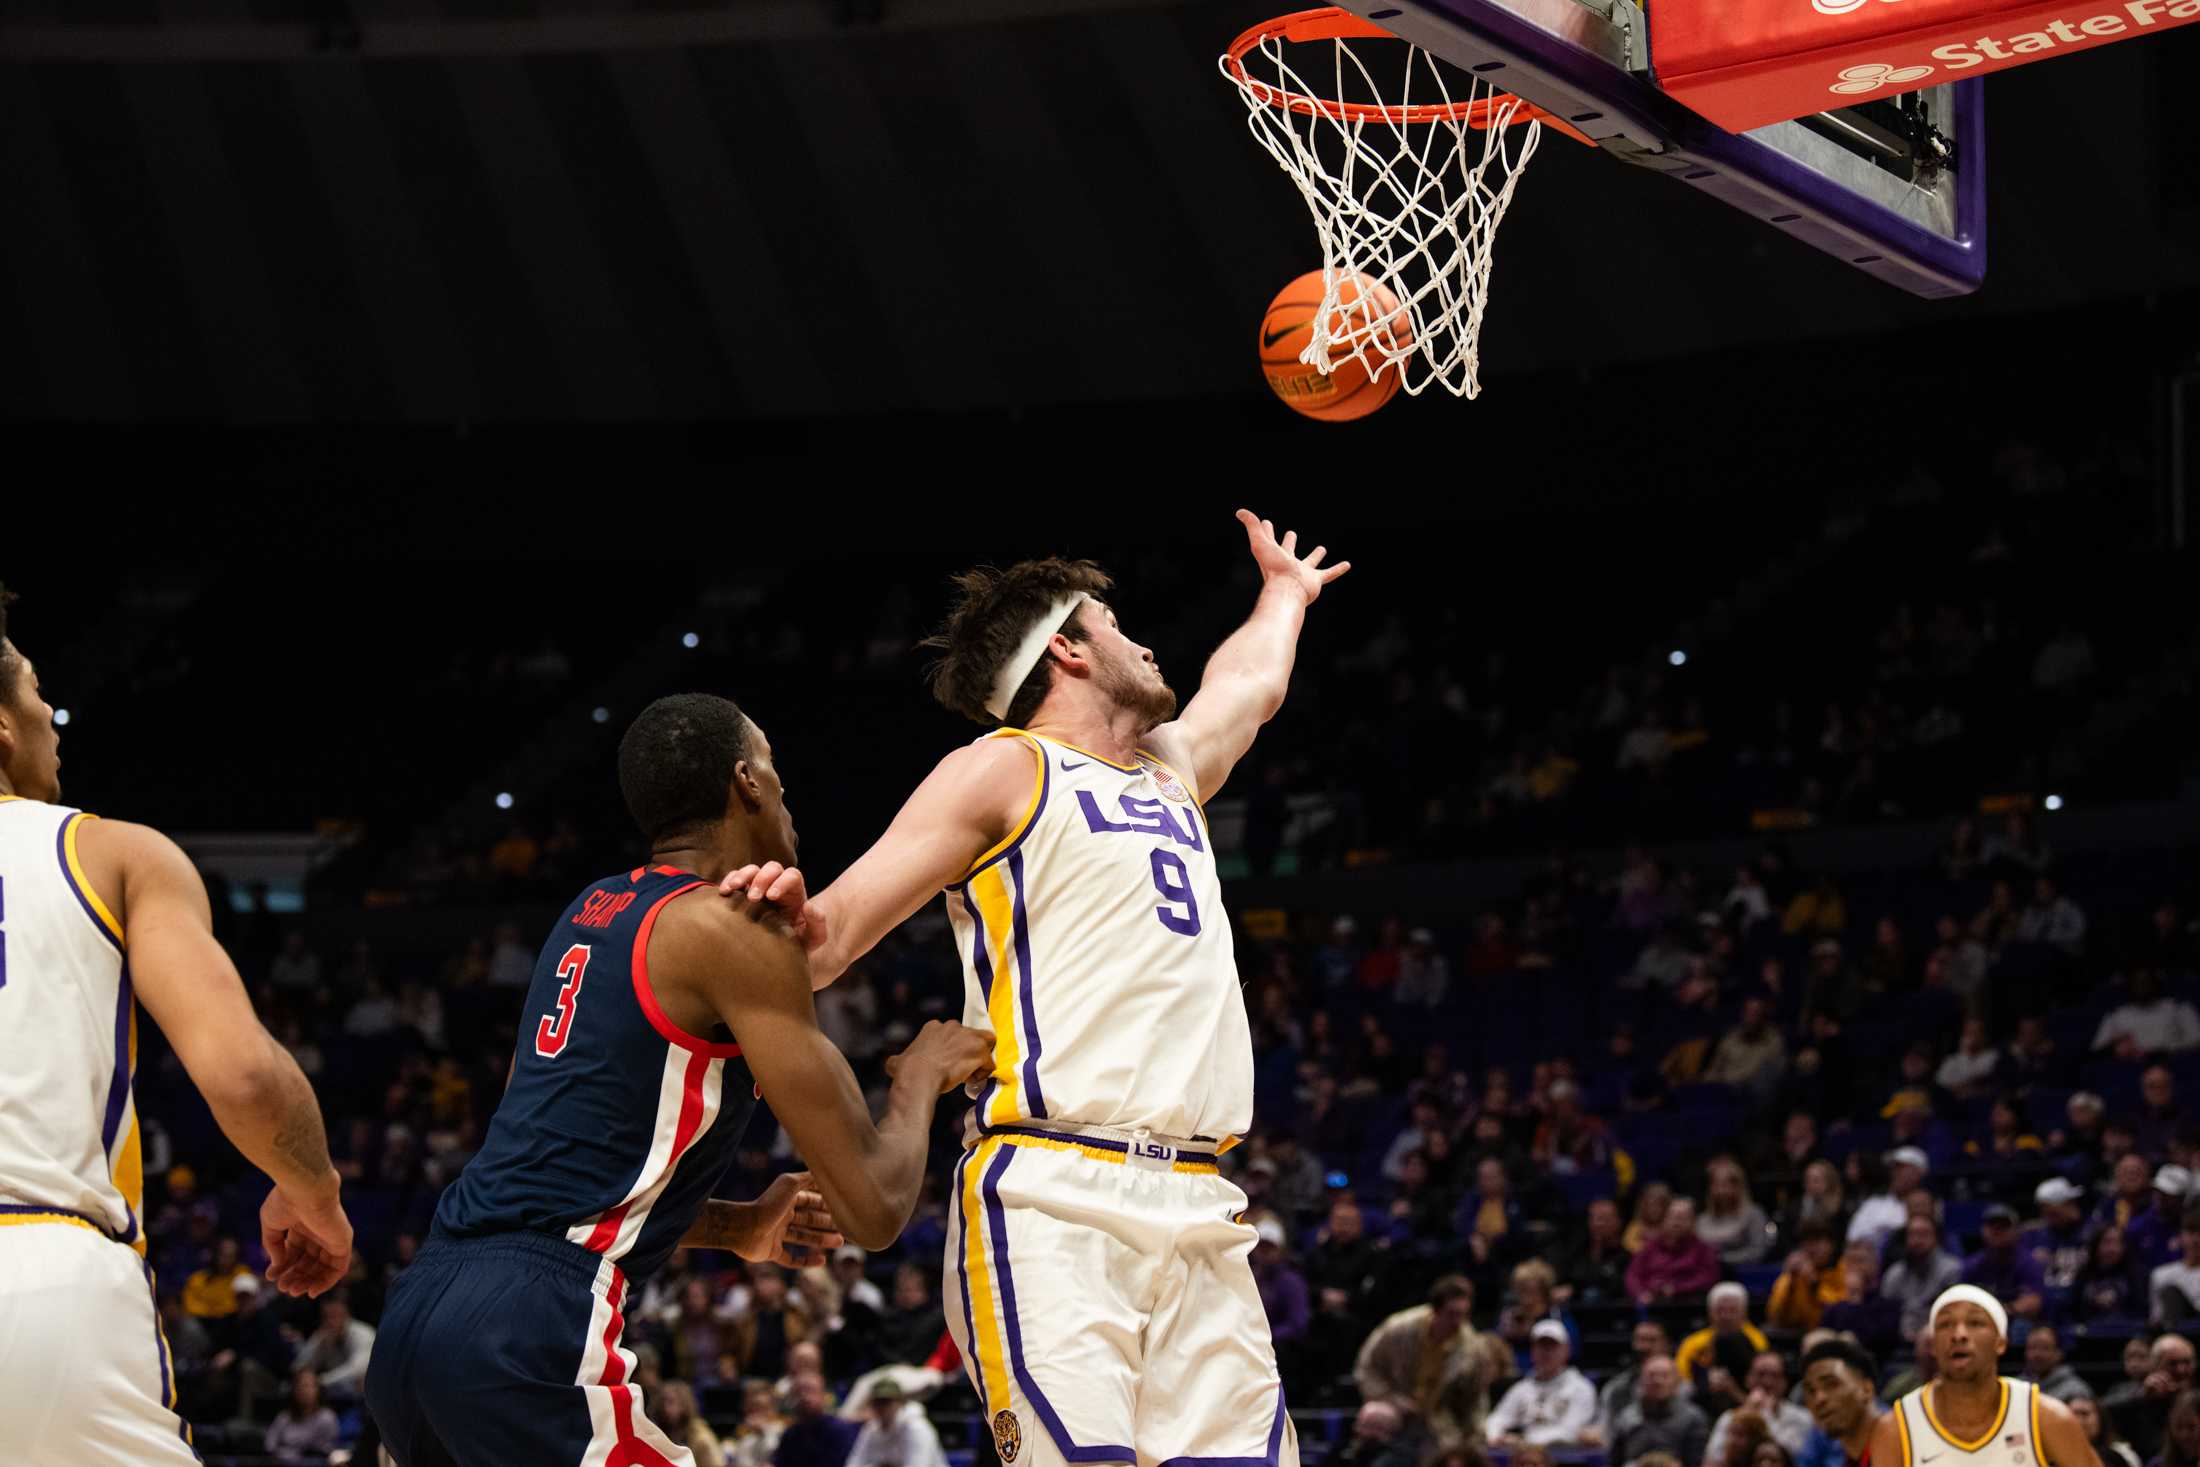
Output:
top-left (367, 1229), bottom-right (697, 1467)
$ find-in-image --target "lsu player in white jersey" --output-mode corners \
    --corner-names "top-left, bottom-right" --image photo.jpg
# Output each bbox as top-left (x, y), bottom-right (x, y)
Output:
top-left (0, 585), bottom-right (353, 1464)
top-left (1868, 1287), bottom-right (2100, 1467)
top-left (720, 511), bottom-right (1348, 1467)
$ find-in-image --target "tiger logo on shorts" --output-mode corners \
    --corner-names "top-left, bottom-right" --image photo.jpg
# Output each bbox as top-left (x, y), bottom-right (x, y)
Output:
top-left (993, 1409), bottom-right (1023, 1463)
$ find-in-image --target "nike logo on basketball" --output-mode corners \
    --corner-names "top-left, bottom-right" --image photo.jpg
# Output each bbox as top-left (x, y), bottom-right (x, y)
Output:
top-left (1061, 760), bottom-right (1088, 772)
top-left (1262, 326), bottom-right (1298, 349)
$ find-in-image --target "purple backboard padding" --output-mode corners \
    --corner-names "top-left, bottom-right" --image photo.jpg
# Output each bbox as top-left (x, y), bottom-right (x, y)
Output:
top-left (1351, 0), bottom-right (1986, 296)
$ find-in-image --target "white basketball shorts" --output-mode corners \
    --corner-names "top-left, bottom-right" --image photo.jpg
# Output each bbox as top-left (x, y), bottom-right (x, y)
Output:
top-left (942, 1125), bottom-right (1299, 1467)
top-left (0, 1214), bottom-right (200, 1465)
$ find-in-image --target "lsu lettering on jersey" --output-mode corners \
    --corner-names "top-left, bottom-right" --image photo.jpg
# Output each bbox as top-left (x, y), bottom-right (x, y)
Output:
top-left (944, 729), bottom-right (1251, 1142)
top-left (0, 797), bottom-right (144, 1245)
top-left (1892, 1379), bottom-right (2048, 1467)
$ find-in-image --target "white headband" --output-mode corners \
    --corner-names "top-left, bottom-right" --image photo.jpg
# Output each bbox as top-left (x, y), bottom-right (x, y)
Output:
top-left (1929, 1284), bottom-right (2008, 1340)
top-left (984, 593), bottom-right (1088, 722)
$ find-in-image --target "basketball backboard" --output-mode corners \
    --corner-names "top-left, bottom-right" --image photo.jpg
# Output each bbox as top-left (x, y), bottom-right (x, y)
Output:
top-left (1333, 0), bottom-right (1986, 297)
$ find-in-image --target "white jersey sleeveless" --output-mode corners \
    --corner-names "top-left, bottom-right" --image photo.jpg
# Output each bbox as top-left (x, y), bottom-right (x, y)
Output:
top-left (0, 796), bottom-right (144, 1247)
top-left (1893, 1379), bottom-right (2047, 1467)
top-left (943, 729), bottom-right (1251, 1141)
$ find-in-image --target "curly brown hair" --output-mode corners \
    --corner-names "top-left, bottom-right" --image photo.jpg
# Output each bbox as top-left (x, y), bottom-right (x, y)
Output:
top-left (919, 558), bottom-right (1114, 726)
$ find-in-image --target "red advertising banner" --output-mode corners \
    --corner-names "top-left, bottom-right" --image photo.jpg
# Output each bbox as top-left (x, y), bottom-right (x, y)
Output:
top-left (1650, 0), bottom-right (2200, 133)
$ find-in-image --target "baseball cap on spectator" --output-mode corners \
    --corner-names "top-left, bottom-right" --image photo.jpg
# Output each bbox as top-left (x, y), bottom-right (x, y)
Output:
top-left (1983, 1204), bottom-right (2018, 1227)
top-left (2068, 1092), bottom-right (2106, 1118)
top-left (1246, 1157), bottom-right (1279, 1178)
top-left (2157, 1166), bottom-right (2194, 1197)
top-left (833, 1244), bottom-right (865, 1264)
top-left (1811, 938), bottom-right (1842, 958)
top-left (1886, 1146), bottom-right (1931, 1174)
top-left (1408, 927), bottom-right (1435, 945)
top-left (233, 1275), bottom-right (260, 1299)
top-left (166, 1165), bottom-right (197, 1193)
top-left (1530, 1320), bottom-right (1569, 1345)
top-left (1255, 1218), bottom-right (1287, 1248)
top-left (2036, 1178), bottom-right (2085, 1206)
top-left (1330, 917), bottom-right (1358, 939)
top-left (1881, 1090), bottom-right (1932, 1120)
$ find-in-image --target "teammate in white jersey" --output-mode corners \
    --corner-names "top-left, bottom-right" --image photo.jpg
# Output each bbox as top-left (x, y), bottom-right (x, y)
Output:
top-left (0, 585), bottom-right (353, 1465)
top-left (720, 511), bottom-right (1348, 1467)
top-left (1868, 1286), bottom-right (2099, 1467)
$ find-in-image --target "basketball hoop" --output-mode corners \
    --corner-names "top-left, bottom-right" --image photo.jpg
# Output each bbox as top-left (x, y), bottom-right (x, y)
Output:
top-left (1221, 8), bottom-right (1589, 400)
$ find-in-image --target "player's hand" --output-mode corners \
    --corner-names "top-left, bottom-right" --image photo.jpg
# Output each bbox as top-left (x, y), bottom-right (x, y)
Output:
top-left (733, 1171), bottom-right (847, 1269)
top-left (717, 862), bottom-right (827, 954)
top-left (1236, 509), bottom-right (1351, 607)
top-left (261, 1180), bottom-right (353, 1299)
top-left (885, 1020), bottom-right (996, 1094)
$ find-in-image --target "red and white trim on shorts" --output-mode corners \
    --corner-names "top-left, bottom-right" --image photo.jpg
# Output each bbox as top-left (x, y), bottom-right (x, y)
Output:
top-left (578, 1255), bottom-right (694, 1467)
top-left (565, 1043), bottom-right (727, 1263)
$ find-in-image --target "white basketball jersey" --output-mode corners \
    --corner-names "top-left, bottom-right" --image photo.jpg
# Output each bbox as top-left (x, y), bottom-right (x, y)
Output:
top-left (1894, 1379), bottom-right (2046, 1467)
top-left (0, 797), bottom-right (144, 1247)
top-left (943, 729), bottom-right (1252, 1142)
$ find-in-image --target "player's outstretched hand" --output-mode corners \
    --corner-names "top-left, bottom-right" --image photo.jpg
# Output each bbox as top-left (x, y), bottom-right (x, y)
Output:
top-left (261, 1182), bottom-right (354, 1298)
top-left (737, 1171), bottom-right (847, 1269)
top-left (1236, 508), bottom-right (1351, 606)
top-left (885, 1020), bottom-right (996, 1095)
top-left (716, 861), bottom-right (826, 954)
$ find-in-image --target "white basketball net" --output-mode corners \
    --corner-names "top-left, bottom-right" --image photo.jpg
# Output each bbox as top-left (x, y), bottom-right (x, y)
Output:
top-left (1222, 16), bottom-right (1546, 400)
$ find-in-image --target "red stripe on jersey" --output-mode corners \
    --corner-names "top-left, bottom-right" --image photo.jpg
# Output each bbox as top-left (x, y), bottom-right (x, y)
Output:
top-left (596, 1273), bottom-right (679, 1467)
top-left (582, 1048), bottom-right (714, 1255)
top-left (631, 882), bottom-right (744, 1059)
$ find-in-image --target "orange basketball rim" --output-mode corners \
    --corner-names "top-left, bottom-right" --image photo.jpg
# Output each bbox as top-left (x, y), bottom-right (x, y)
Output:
top-left (1222, 7), bottom-right (1595, 143)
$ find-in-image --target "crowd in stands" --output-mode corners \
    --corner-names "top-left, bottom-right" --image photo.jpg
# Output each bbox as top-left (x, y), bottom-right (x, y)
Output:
top-left (137, 794), bottom-right (2200, 1467)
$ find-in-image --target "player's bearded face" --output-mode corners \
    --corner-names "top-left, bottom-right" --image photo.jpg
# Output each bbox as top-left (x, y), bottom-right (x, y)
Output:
top-left (1097, 639), bottom-right (1177, 727)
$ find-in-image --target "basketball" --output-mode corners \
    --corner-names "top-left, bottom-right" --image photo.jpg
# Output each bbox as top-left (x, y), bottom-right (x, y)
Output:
top-left (1258, 270), bottom-right (1412, 422)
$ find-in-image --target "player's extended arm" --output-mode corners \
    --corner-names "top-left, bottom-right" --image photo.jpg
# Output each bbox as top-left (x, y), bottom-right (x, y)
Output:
top-left (88, 820), bottom-right (353, 1297)
top-left (2035, 1391), bottom-right (2104, 1467)
top-left (680, 1172), bottom-right (846, 1268)
top-left (1144, 509), bottom-right (1350, 803)
top-left (725, 736), bottom-right (1034, 990)
top-left (660, 896), bottom-right (992, 1248)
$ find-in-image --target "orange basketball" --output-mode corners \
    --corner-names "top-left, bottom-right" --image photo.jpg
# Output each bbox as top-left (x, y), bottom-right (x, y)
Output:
top-left (1258, 270), bottom-right (1412, 422)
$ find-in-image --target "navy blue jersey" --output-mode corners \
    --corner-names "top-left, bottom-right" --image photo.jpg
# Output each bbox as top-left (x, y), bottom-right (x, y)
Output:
top-left (436, 865), bottom-right (757, 1283)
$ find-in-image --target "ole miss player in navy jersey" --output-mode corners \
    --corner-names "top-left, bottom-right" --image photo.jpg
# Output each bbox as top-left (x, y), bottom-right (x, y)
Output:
top-left (366, 694), bottom-right (994, 1467)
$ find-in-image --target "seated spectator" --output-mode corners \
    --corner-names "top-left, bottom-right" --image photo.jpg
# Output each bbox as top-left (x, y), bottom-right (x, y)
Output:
top-left (1706, 1352), bottom-right (1816, 1462)
top-left (1561, 1197), bottom-right (1633, 1307)
top-left (1253, 1219), bottom-right (1312, 1350)
top-left (1676, 1284), bottom-right (1770, 1400)
top-left (1533, 1081), bottom-right (1615, 1175)
top-left (1627, 1183), bottom-right (1675, 1254)
top-left (1309, 1197), bottom-right (1389, 1318)
top-left (183, 1237), bottom-right (256, 1324)
top-left (1967, 1096), bottom-right (2045, 1169)
top-left (2105, 1337), bottom-right (2158, 1420)
top-left (1486, 1322), bottom-right (1597, 1448)
top-left (1383, 1100), bottom-right (1451, 1183)
top-left (2072, 1393), bottom-right (2144, 1467)
top-left (1880, 1326), bottom-right (1937, 1403)
top-left (292, 1291), bottom-right (375, 1403)
top-left (740, 1264), bottom-right (815, 1380)
top-left (2022, 1324), bottom-right (2089, 1405)
top-left (671, 1276), bottom-right (738, 1381)
top-left (2079, 1224), bottom-right (2151, 1325)
top-left (2025, 1177), bottom-right (2093, 1316)
top-left (2017, 876), bottom-right (2088, 955)
top-left (2152, 1213), bottom-right (2200, 1324)
top-left (1700, 1156), bottom-right (1774, 1267)
top-left (1355, 1275), bottom-right (1498, 1449)
top-left (1601, 1322), bottom-right (1681, 1440)
top-left (1457, 1157), bottom-right (1523, 1270)
top-left (1267, 1130), bottom-right (1329, 1224)
top-left (730, 1380), bottom-right (791, 1467)
top-left (1963, 1204), bottom-right (2047, 1319)
top-left (1820, 1242), bottom-right (1900, 1349)
top-left (1779, 1161), bottom-right (1851, 1246)
top-left (1396, 928), bottom-right (1452, 1008)
top-left (2096, 971), bottom-right (2200, 1061)
top-left (1607, 1354), bottom-right (1709, 1467)
top-left (1767, 1222), bottom-right (1846, 1331)
top-left (1982, 812), bottom-right (2052, 879)
top-left (660, 1381), bottom-right (730, 1467)
top-left (1935, 1019), bottom-right (2002, 1099)
top-left (2004, 1015), bottom-right (2064, 1090)
top-left (1389, 1150), bottom-right (1459, 1243)
top-left (2153, 1387), bottom-right (2200, 1467)
top-left (2112, 1334), bottom-right (2195, 1461)
top-left (1848, 1149), bottom-right (1929, 1253)
top-left (2102, 1155), bottom-right (2162, 1238)
top-left (845, 1378), bottom-right (944, 1467)
top-left (1882, 1215), bottom-right (1964, 1339)
top-left (1629, 1198), bottom-right (1722, 1304)
top-left (263, 1369), bottom-right (339, 1466)
top-left (1334, 1400), bottom-right (1427, 1467)
top-left (1496, 1259), bottom-right (1576, 1371)
top-left (2133, 1169), bottom-right (2196, 1271)
top-left (1703, 999), bottom-right (1788, 1103)
top-left (2141, 1066), bottom-right (2190, 1161)
top-left (775, 1372), bottom-right (859, 1467)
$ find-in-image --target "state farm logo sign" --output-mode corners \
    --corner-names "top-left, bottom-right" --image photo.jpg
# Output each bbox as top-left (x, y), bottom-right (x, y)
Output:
top-left (1829, 60), bottom-right (1933, 90)
top-left (1812, 0), bottom-right (1904, 18)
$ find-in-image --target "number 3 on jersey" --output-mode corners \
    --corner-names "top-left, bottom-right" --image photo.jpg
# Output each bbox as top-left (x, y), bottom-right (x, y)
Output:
top-left (535, 942), bottom-right (590, 1058)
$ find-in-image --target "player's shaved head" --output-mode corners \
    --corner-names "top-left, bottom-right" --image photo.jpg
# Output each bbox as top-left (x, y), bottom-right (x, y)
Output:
top-left (619, 694), bottom-right (755, 844)
top-left (0, 582), bottom-right (21, 706)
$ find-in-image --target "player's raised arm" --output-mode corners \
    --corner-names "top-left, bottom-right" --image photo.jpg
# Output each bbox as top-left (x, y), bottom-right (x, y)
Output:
top-left (1143, 509), bottom-right (1350, 803)
top-left (720, 733), bottom-right (1034, 989)
top-left (653, 893), bottom-right (992, 1249)
top-left (84, 819), bottom-right (353, 1297)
